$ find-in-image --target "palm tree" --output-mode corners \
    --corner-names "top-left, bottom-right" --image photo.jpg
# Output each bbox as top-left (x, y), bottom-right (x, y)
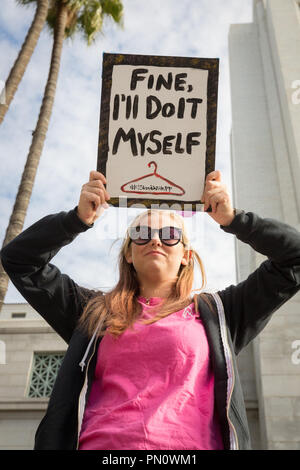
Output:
top-left (0, 0), bottom-right (124, 311)
top-left (0, 0), bottom-right (49, 125)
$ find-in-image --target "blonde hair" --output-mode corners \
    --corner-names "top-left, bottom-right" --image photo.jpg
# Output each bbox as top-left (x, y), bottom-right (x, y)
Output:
top-left (78, 209), bottom-right (208, 339)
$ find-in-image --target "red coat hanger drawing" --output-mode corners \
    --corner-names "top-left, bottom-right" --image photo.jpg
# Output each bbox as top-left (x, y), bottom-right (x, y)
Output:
top-left (120, 161), bottom-right (185, 196)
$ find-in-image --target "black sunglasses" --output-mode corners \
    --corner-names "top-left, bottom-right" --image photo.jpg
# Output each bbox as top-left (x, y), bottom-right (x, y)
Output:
top-left (128, 225), bottom-right (183, 246)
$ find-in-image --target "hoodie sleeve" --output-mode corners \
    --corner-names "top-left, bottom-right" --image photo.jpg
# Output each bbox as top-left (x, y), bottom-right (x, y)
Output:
top-left (0, 206), bottom-right (98, 344)
top-left (217, 209), bottom-right (300, 354)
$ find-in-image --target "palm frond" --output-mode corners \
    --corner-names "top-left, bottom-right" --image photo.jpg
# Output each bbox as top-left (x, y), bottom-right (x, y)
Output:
top-left (77, 1), bottom-right (104, 44)
top-left (16, 0), bottom-right (38, 5)
top-left (78, 0), bottom-right (124, 45)
top-left (44, 0), bottom-right (124, 43)
top-left (101, 0), bottom-right (123, 24)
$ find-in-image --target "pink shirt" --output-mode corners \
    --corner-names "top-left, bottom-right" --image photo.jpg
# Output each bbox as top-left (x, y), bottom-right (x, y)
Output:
top-left (78, 296), bottom-right (224, 450)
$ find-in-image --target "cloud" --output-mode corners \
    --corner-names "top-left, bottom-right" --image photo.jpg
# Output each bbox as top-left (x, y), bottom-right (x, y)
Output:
top-left (0, 0), bottom-right (34, 42)
top-left (0, 0), bottom-right (253, 304)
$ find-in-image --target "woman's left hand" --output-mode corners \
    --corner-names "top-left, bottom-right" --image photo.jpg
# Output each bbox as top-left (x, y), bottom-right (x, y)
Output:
top-left (201, 170), bottom-right (236, 226)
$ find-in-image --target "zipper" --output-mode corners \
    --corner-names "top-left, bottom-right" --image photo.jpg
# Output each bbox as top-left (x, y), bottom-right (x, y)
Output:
top-left (76, 314), bottom-right (107, 449)
top-left (225, 349), bottom-right (239, 450)
top-left (211, 292), bottom-right (239, 450)
top-left (76, 336), bottom-right (99, 449)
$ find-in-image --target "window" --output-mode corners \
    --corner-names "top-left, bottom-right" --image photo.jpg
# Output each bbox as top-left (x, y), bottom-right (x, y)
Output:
top-left (27, 352), bottom-right (65, 398)
top-left (11, 312), bottom-right (26, 318)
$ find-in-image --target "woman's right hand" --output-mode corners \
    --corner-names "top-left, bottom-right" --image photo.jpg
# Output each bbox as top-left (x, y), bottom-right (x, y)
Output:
top-left (77, 170), bottom-right (110, 225)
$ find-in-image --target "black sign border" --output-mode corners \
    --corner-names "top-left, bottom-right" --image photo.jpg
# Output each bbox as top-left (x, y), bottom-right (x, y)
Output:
top-left (97, 53), bottom-right (219, 211)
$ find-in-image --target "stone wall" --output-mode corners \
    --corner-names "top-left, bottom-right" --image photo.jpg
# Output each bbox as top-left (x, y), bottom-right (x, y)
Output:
top-left (0, 316), bottom-right (67, 449)
top-left (228, 0), bottom-right (300, 449)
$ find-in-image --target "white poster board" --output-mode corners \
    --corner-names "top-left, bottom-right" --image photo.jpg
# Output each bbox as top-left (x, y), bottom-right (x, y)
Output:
top-left (98, 53), bottom-right (219, 212)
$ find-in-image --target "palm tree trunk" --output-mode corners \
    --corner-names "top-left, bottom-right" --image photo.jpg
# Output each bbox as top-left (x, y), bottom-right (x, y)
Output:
top-left (0, 0), bottom-right (49, 125)
top-left (0, 3), bottom-right (68, 312)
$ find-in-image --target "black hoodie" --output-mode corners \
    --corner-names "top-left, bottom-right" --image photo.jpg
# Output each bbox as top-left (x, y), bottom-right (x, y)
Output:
top-left (1, 207), bottom-right (300, 450)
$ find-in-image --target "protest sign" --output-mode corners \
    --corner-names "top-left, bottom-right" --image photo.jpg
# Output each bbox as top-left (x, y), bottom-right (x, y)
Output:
top-left (97, 53), bottom-right (219, 211)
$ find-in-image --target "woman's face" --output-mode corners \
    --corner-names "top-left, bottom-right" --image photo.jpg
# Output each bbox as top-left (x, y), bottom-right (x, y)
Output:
top-left (125, 212), bottom-right (189, 282)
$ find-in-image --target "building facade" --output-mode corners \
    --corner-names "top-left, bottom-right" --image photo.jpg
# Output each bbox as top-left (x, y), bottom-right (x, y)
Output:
top-left (0, 303), bottom-right (66, 449)
top-left (229, 0), bottom-right (300, 449)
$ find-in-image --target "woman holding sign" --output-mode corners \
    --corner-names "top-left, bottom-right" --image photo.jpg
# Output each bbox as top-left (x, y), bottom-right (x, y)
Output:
top-left (1, 169), bottom-right (300, 450)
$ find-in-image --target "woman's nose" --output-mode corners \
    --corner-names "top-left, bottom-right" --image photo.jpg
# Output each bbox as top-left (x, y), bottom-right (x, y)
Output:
top-left (150, 232), bottom-right (162, 244)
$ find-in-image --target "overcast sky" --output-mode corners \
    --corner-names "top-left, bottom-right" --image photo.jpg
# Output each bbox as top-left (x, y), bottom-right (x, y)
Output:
top-left (0, 0), bottom-right (253, 304)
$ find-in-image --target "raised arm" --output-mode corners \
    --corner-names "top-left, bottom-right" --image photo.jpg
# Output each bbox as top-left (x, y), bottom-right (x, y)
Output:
top-left (218, 210), bottom-right (300, 354)
top-left (0, 170), bottom-right (110, 344)
top-left (201, 170), bottom-right (300, 354)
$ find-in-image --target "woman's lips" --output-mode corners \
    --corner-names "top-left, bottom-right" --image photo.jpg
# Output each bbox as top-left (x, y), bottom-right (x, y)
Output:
top-left (146, 251), bottom-right (165, 256)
